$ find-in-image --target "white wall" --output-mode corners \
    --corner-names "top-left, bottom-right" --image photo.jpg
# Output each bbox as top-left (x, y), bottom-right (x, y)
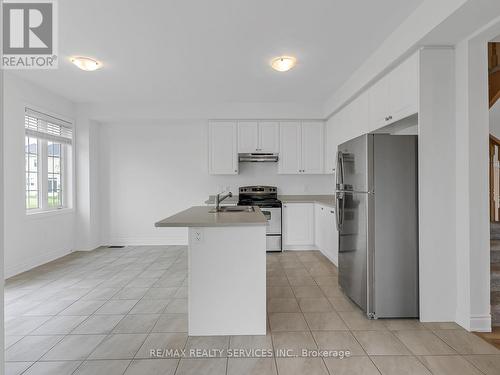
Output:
top-left (454, 17), bottom-right (499, 332)
top-left (99, 121), bottom-right (333, 245)
top-left (75, 106), bottom-right (101, 251)
top-left (418, 48), bottom-right (457, 322)
top-left (3, 73), bottom-right (77, 278)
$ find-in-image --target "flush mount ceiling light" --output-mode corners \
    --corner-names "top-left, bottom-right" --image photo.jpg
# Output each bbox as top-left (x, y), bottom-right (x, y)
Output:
top-left (270, 56), bottom-right (297, 72)
top-left (70, 56), bottom-right (101, 71)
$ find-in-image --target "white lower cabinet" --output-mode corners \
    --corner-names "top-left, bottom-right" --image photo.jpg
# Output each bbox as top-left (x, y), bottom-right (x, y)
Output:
top-left (314, 203), bottom-right (338, 265)
top-left (282, 202), bottom-right (338, 264)
top-left (282, 203), bottom-right (315, 249)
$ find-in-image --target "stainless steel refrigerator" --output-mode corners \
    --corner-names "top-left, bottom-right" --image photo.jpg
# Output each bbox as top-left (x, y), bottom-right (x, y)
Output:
top-left (336, 134), bottom-right (418, 318)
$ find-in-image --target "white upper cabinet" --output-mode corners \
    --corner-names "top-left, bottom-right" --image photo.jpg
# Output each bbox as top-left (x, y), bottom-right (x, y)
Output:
top-left (368, 75), bottom-right (390, 131)
top-left (279, 121), bottom-right (324, 174)
top-left (301, 121), bottom-right (324, 174)
top-left (237, 121), bottom-right (279, 153)
top-left (388, 53), bottom-right (418, 122)
top-left (278, 121), bottom-right (301, 174)
top-left (368, 53), bottom-right (418, 131)
top-left (237, 121), bottom-right (259, 153)
top-left (208, 121), bottom-right (238, 175)
top-left (324, 92), bottom-right (368, 174)
top-left (258, 121), bottom-right (279, 153)
top-left (324, 118), bottom-right (336, 174)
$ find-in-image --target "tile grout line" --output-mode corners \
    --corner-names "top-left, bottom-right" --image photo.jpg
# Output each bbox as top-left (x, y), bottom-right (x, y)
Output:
top-left (10, 246), bottom-right (185, 374)
top-left (296, 251), bottom-right (333, 375)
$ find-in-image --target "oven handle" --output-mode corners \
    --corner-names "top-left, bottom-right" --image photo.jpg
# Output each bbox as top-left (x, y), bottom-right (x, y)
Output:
top-left (261, 210), bottom-right (272, 220)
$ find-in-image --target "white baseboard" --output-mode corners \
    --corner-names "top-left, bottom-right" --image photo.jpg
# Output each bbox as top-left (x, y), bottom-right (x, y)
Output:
top-left (320, 250), bottom-right (338, 267)
top-left (5, 247), bottom-right (72, 279)
top-left (469, 314), bottom-right (492, 332)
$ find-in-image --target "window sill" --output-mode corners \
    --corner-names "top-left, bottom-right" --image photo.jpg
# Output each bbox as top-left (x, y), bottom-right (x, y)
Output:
top-left (26, 207), bottom-right (74, 219)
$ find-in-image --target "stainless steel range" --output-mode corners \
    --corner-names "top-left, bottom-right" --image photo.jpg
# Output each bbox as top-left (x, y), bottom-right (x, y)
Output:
top-left (238, 186), bottom-right (282, 252)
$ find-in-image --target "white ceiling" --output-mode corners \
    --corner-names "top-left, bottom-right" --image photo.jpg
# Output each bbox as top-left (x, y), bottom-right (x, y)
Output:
top-left (13, 0), bottom-right (424, 107)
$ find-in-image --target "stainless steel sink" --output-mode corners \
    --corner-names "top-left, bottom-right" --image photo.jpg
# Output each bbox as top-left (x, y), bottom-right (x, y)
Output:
top-left (209, 206), bottom-right (255, 213)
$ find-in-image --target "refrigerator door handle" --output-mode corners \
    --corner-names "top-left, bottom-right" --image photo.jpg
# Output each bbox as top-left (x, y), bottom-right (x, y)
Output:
top-left (336, 151), bottom-right (344, 190)
top-left (335, 192), bottom-right (344, 231)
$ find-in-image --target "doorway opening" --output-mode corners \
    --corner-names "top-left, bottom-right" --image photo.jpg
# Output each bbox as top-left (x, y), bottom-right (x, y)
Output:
top-left (489, 40), bottom-right (500, 331)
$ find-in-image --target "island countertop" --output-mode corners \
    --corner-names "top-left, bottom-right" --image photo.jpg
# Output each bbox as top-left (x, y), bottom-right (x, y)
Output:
top-left (155, 206), bottom-right (268, 227)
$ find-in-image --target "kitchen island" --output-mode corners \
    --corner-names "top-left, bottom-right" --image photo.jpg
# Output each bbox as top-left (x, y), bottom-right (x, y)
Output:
top-left (155, 206), bottom-right (267, 336)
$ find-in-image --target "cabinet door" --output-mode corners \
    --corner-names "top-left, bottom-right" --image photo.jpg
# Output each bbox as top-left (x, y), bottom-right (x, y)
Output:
top-left (301, 121), bottom-right (324, 174)
top-left (315, 204), bottom-right (323, 249)
top-left (259, 121), bottom-right (279, 153)
top-left (323, 207), bottom-right (338, 265)
top-left (329, 208), bottom-right (338, 265)
top-left (283, 203), bottom-right (314, 246)
top-left (388, 53), bottom-right (418, 123)
top-left (368, 75), bottom-right (390, 132)
top-left (278, 122), bottom-right (301, 174)
top-left (238, 121), bottom-right (259, 153)
top-left (324, 118), bottom-right (336, 174)
top-left (353, 91), bottom-right (370, 135)
top-left (208, 121), bottom-right (238, 175)
top-left (315, 204), bottom-right (328, 251)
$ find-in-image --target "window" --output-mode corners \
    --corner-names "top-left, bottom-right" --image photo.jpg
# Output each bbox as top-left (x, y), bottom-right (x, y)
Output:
top-left (25, 136), bottom-right (39, 209)
top-left (24, 108), bottom-right (73, 212)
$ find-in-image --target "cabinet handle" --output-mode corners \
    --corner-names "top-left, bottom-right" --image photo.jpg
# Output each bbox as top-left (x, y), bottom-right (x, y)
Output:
top-left (234, 170), bottom-right (237, 172)
top-left (330, 210), bottom-right (334, 214)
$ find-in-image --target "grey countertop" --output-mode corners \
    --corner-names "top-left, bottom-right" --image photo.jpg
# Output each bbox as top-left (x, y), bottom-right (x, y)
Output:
top-left (280, 195), bottom-right (335, 208)
top-left (155, 206), bottom-right (268, 227)
top-left (205, 194), bottom-right (335, 208)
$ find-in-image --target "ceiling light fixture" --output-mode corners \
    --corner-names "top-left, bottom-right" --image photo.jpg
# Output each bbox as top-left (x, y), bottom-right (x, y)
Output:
top-left (70, 56), bottom-right (101, 71)
top-left (270, 56), bottom-right (297, 72)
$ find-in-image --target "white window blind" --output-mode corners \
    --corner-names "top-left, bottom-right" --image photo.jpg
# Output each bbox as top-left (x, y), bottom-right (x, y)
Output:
top-left (24, 108), bottom-right (73, 144)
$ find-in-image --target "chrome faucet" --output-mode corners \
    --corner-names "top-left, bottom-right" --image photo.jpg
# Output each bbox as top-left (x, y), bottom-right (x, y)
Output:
top-left (214, 191), bottom-right (233, 212)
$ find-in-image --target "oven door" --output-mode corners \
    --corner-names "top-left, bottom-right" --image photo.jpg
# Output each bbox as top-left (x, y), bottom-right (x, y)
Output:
top-left (260, 207), bottom-right (281, 235)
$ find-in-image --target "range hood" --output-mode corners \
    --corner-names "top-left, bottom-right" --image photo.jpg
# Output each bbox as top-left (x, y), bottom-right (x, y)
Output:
top-left (238, 153), bottom-right (279, 162)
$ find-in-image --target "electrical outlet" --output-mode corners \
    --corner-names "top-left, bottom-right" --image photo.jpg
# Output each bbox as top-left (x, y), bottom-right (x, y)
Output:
top-left (193, 230), bottom-right (203, 243)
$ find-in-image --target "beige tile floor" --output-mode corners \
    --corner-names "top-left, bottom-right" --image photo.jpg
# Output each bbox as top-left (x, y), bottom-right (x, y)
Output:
top-left (3, 246), bottom-right (500, 375)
